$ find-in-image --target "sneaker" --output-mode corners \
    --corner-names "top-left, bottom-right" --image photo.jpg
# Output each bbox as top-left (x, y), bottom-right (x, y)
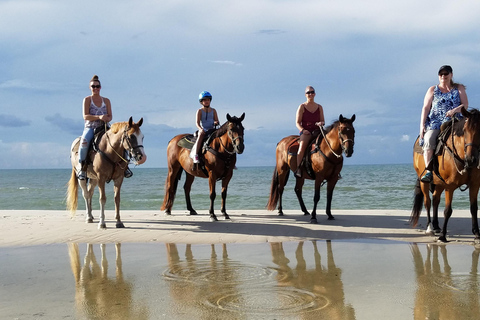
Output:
top-left (421, 171), bottom-right (433, 183)
top-left (78, 171), bottom-right (87, 180)
top-left (124, 167), bottom-right (133, 178)
top-left (193, 155), bottom-right (200, 164)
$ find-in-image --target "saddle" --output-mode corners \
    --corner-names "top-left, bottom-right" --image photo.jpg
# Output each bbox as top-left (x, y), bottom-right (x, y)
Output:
top-left (287, 134), bottom-right (323, 179)
top-left (177, 129), bottom-right (216, 153)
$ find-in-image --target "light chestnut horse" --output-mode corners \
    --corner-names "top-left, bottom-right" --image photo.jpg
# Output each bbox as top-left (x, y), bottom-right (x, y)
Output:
top-left (161, 113), bottom-right (245, 221)
top-left (66, 117), bottom-right (146, 229)
top-left (267, 115), bottom-right (355, 223)
top-left (411, 108), bottom-right (480, 242)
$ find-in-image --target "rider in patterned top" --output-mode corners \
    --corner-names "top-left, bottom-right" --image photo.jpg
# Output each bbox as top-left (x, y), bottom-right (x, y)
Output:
top-left (419, 65), bottom-right (468, 183)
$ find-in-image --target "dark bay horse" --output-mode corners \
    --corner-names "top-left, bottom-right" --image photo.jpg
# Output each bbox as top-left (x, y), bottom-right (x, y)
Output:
top-left (411, 108), bottom-right (480, 242)
top-left (267, 114), bottom-right (356, 223)
top-left (66, 117), bottom-right (146, 229)
top-left (161, 113), bottom-right (245, 221)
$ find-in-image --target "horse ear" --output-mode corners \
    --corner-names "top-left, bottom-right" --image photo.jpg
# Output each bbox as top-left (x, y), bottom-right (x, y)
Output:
top-left (239, 112), bottom-right (245, 121)
top-left (461, 107), bottom-right (469, 118)
top-left (128, 116), bottom-right (133, 127)
top-left (226, 113), bottom-right (232, 122)
top-left (351, 114), bottom-right (356, 122)
top-left (138, 117), bottom-right (143, 127)
top-left (339, 114), bottom-right (345, 122)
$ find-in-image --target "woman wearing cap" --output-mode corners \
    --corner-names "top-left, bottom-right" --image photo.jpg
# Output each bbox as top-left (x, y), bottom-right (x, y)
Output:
top-left (419, 65), bottom-right (468, 183)
top-left (193, 91), bottom-right (219, 164)
top-left (294, 86), bottom-right (325, 178)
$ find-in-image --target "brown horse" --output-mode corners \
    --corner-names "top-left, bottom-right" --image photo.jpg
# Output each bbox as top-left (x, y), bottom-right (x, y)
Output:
top-left (161, 113), bottom-right (245, 221)
top-left (267, 114), bottom-right (356, 223)
top-left (411, 108), bottom-right (480, 242)
top-left (66, 117), bottom-right (146, 229)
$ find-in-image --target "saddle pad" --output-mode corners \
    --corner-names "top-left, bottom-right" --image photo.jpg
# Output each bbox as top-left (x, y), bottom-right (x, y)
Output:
top-left (287, 138), bottom-right (317, 156)
top-left (177, 135), bottom-right (196, 150)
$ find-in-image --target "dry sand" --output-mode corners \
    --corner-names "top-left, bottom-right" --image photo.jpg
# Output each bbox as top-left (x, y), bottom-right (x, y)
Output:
top-left (1, 209), bottom-right (479, 247)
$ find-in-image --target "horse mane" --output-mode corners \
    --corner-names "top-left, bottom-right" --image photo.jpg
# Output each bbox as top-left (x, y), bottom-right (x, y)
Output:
top-left (213, 116), bottom-right (244, 138)
top-left (324, 120), bottom-right (340, 134)
top-left (110, 121), bottom-right (139, 135)
top-left (465, 108), bottom-right (480, 131)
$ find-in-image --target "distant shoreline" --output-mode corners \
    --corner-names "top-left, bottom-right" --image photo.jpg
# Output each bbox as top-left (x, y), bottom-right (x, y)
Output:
top-left (0, 209), bottom-right (476, 248)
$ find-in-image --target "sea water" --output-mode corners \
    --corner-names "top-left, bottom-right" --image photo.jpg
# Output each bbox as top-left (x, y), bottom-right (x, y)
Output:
top-left (0, 164), bottom-right (472, 212)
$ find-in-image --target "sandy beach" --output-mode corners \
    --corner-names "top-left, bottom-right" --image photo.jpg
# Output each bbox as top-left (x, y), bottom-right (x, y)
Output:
top-left (1, 209), bottom-right (478, 247)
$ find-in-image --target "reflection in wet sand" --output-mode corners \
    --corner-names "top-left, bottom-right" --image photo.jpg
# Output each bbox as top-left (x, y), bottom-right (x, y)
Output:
top-left (270, 241), bottom-right (356, 319)
top-left (411, 244), bottom-right (480, 320)
top-left (68, 243), bottom-right (148, 320)
top-left (164, 241), bottom-right (355, 318)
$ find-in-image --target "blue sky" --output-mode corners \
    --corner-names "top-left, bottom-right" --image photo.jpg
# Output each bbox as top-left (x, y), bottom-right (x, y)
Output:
top-left (1, 0), bottom-right (480, 169)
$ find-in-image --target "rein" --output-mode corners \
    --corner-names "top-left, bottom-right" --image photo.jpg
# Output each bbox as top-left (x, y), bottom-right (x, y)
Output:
top-left (318, 124), bottom-right (353, 159)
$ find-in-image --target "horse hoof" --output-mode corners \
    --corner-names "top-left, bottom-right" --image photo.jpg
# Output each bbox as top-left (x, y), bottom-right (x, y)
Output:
top-left (278, 212), bottom-right (284, 216)
top-left (224, 214), bottom-right (230, 220)
top-left (86, 218), bottom-right (94, 223)
top-left (165, 211), bottom-right (171, 216)
top-left (310, 219), bottom-right (318, 224)
top-left (437, 236), bottom-right (448, 243)
top-left (116, 223), bottom-right (125, 228)
top-left (98, 223), bottom-right (107, 229)
top-left (189, 211), bottom-right (198, 215)
top-left (425, 230), bottom-right (435, 236)
top-left (327, 216), bottom-right (335, 220)
top-left (303, 212), bottom-right (310, 216)
top-left (475, 238), bottom-right (480, 245)
top-left (210, 216), bottom-right (218, 222)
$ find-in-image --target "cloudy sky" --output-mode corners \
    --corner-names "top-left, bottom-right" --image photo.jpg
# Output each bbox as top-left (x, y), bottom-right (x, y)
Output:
top-left (1, 0), bottom-right (480, 169)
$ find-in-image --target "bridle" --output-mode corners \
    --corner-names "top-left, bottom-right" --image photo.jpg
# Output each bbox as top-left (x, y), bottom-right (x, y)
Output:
top-left (105, 124), bottom-right (144, 166)
top-left (318, 124), bottom-right (354, 158)
top-left (218, 123), bottom-right (244, 155)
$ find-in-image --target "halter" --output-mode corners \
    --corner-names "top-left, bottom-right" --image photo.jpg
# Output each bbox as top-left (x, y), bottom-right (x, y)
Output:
top-left (105, 124), bottom-right (143, 166)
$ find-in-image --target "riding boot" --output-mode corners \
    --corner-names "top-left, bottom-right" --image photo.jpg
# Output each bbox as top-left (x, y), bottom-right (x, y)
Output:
top-left (124, 166), bottom-right (133, 178)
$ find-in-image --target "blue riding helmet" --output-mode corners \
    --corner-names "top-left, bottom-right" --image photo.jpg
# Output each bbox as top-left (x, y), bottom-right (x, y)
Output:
top-left (199, 91), bottom-right (212, 101)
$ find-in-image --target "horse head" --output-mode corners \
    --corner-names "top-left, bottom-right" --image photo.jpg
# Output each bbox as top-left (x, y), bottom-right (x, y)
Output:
top-left (226, 113), bottom-right (245, 154)
top-left (123, 117), bottom-right (147, 165)
top-left (338, 114), bottom-right (356, 157)
top-left (461, 108), bottom-right (480, 169)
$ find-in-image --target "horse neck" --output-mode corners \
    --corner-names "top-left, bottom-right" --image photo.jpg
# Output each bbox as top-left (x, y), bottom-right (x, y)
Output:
top-left (321, 126), bottom-right (342, 153)
top-left (214, 130), bottom-right (234, 153)
top-left (102, 129), bottom-right (125, 159)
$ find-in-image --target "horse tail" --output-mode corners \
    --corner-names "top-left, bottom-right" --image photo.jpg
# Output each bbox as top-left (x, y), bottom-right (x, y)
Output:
top-left (161, 168), bottom-right (183, 211)
top-left (66, 168), bottom-right (78, 215)
top-left (266, 166), bottom-right (279, 211)
top-left (410, 178), bottom-right (423, 226)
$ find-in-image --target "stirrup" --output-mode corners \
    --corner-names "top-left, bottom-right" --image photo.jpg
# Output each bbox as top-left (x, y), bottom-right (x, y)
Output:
top-left (124, 167), bottom-right (133, 178)
top-left (78, 171), bottom-right (87, 180)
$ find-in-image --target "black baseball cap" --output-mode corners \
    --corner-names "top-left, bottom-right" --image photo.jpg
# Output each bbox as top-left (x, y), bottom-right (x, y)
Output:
top-left (438, 65), bottom-right (453, 75)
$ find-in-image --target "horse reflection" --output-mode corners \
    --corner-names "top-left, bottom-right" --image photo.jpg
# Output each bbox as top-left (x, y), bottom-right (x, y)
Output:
top-left (165, 243), bottom-right (238, 318)
top-left (411, 244), bottom-right (480, 319)
top-left (68, 243), bottom-right (147, 320)
top-left (270, 241), bottom-right (355, 319)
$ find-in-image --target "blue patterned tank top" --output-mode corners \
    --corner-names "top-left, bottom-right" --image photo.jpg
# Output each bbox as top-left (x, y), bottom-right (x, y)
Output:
top-left (85, 96), bottom-right (108, 129)
top-left (425, 85), bottom-right (461, 130)
top-left (200, 109), bottom-right (215, 131)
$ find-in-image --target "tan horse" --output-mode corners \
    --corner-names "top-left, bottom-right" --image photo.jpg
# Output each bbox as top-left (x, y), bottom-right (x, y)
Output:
top-left (66, 117), bottom-right (146, 229)
top-left (161, 113), bottom-right (245, 221)
top-left (267, 115), bottom-right (355, 223)
top-left (411, 108), bottom-right (480, 242)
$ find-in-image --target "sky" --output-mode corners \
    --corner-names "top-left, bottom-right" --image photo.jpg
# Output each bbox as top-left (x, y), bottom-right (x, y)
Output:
top-left (1, 0), bottom-right (480, 169)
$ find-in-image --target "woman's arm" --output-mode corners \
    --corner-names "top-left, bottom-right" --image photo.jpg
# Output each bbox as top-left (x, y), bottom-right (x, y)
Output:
top-left (296, 104), bottom-right (304, 132)
top-left (419, 86), bottom-right (434, 137)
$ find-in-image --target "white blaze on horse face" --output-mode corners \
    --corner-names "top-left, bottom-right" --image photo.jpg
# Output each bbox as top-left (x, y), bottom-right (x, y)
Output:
top-left (134, 131), bottom-right (147, 164)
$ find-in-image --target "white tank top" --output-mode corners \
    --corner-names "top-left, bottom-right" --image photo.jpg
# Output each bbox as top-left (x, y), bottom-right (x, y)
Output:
top-left (85, 96), bottom-right (107, 128)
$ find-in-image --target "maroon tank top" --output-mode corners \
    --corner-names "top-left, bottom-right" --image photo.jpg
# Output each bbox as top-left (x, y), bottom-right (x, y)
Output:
top-left (302, 105), bottom-right (320, 133)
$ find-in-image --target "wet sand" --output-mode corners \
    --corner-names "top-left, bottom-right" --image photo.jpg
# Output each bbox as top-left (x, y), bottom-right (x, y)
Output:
top-left (0, 209), bottom-right (478, 247)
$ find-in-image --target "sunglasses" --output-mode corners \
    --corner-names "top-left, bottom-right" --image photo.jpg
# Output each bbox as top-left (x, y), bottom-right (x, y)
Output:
top-left (91, 85), bottom-right (101, 89)
top-left (200, 98), bottom-right (211, 102)
top-left (438, 73), bottom-right (450, 77)
top-left (305, 91), bottom-right (315, 95)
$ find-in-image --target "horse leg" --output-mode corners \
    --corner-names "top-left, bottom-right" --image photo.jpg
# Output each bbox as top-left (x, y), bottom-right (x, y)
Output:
top-left (294, 178), bottom-right (310, 215)
top-left (79, 179), bottom-right (94, 223)
top-left (420, 182), bottom-right (434, 235)
top-left (431, 187), bottom-right (442, 234)
top-left (163, 164), bottom-right (182, 215)
top-left (113, 180), bottom-right (124, 228)
top-left (220, 172), bottom-right (233, 220)
top-left (208, 175), bottom-right (218, 222)
top-left (325, 178), bottom-right (339, 221)
top-left (97, 180), bottom-right (107, 229)
top-left (183, 173), bottom-right (197, 215)
top-left (468, 185), bottom-right (480, 243)
top-left (310, 178), bottom-right (323, 224)
top-left (277, 166), bottom-right (289, 216)
top-left (438, 189), bottom-right (454, 243)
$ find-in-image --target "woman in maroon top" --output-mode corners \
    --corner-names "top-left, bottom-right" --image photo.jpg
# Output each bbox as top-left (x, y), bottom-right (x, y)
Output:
top-left (295, 86), bottom-right (325, 178)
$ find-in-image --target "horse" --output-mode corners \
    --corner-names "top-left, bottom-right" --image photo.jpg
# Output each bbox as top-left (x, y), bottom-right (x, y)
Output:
top-left (161, 113), bottom-right (245, 222)
top-left (66, 117), bottom-right (146, 229)
top-left (411, 108), bottom-right (480, 242)
top-left (267, 114), bottom-right (355, 223)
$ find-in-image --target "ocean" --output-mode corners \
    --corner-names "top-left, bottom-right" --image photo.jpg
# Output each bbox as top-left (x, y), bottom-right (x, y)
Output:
top-left (0, 164), bottom-right (473, 212)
